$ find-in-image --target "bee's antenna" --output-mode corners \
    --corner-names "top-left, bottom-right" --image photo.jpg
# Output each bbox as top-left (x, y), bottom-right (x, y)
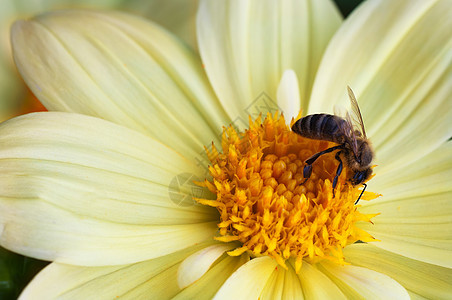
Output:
top-left (355, 183), bottom-right (367, 205)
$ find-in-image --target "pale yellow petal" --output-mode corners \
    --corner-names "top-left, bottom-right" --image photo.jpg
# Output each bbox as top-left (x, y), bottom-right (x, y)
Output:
top-left (1, 198), bottom-right (217, 267)
top-left (281, 264), bottom-right (304, 300)
top-left (0, 112), bottom-right (217, 266)
top-left (358, 143), bottom-right (452, 267)
top-left (118, 263), bottom-right (181, 299)
top-left (319, 261), bottom-right (409, 299)
top-left (260, 263), bottom-right (303, 300)
top-left (0, 112), bottom-right (215, 224)
top-left (11, 10), bottom-right (228, 158)
top-left (368, 141), bottom-right (452, 199)
top-left (277, 70), bottom-right (301, 119)
top-left (177, 243), bottom-right (235, 289)
top-left (358, 190), bottom-right (452, 266)
top-left (259, 267), bottom-right (284, 300)
top-left (309, 0), bottom-right (452, 170)
top-left (408, 291), bottom-right (429, 300)
top-left (19, 242), bottom-right (214, 299)
top-left (344, 243), bottom-right (452, 299)
top-left (295, 261), bottom-right (346, 299)
top-left (173, 253), bottom-right (249, 300)
top-left (358, 191), bottom-right (452, 268)
top-left (197, 0), bottom-right (341, 127)
top-left (213, 256), bottom-right (277, 300)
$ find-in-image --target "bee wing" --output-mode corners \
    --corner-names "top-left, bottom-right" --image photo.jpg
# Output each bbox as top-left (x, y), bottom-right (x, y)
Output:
top-left (344, 111), bottom-right (360, 156)
top-left (347, 86), bottom-right (367, 138)
top-left (334, 107), bottom-right (359, 155)
top-left (333, 104), bottom-right (347, 118)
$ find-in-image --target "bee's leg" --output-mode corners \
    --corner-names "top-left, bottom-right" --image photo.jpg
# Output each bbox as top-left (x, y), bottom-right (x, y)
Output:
top-left (332, 151), bottom-right (343, 198)
top-left (355, 183), bottom-right (367, 205)
top-left (301, 145), bottom-right (344, 184)
top-left (301, 166), bottom-right (312, 185)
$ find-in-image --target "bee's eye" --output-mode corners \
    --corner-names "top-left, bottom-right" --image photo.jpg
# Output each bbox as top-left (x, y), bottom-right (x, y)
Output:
top-left (354, 171), bottom-right (365, 184)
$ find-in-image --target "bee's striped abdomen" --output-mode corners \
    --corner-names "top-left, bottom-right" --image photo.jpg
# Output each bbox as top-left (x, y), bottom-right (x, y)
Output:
top-left (291, 114), bottom-right (346, 144)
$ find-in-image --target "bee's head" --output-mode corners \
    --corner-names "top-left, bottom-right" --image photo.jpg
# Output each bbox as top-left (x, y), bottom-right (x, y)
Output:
top-left (351, 168), bottom-right (373, 185)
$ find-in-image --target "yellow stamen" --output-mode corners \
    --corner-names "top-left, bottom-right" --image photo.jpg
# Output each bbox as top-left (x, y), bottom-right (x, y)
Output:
top-left (198, 112), bottom-right (379, 273)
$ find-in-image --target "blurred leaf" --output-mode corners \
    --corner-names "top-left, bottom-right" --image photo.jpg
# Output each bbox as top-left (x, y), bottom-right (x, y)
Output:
top-left (0, 247), bottom-right (48, 300)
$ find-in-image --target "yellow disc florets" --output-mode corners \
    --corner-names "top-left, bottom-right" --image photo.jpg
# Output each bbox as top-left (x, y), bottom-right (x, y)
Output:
top-left (197, 112), bottom-right (379, 273)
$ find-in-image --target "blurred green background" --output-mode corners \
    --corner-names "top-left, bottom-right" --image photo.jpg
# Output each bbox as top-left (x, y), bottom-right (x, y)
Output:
top-left (334, 0), bottom-right (365, 17)
top-left (0, 0), bottom-right (364, 298)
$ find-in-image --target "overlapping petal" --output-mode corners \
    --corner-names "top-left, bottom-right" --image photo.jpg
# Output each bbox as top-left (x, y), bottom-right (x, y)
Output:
top-left (173, 253), bottom-right (248, 300)
top-left (177, 243), bottom-right (236, 289)
top-left (295, 261), bottom-right (346, 299)
top-left (19, 242), bottom-right (213, 299)
top-left (344, 243), bottom-right (452, 299)
top-left (309, 0), bottom-right (452, 170)
top-left (259, 266), bottom-right (288, 299)
top-left (213, 256), bottom-right (277, 300)
top-left (0, 112), bottom-right (217, 266)
top-left (11, 10), bottom-right (229, 159)
top-left (43, 245), bottom-right (246, 300)
top-left (259, 264), bottom-right (303, 300)
top-left (197, 0), bottom-right (341, 125)
top-left (318, 261), bottom-right (409, 299)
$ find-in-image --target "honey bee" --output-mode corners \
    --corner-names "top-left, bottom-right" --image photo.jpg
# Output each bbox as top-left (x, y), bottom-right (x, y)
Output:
top-left (291, 86), bottom-right (373, 204)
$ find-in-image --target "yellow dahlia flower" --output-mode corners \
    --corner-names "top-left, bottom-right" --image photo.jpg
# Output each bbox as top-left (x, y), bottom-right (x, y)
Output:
top-left (1, 0), bottom-right (451, 299)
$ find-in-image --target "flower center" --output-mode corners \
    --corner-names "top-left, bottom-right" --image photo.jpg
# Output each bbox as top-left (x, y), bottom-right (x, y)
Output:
top-left (197, 112), bottom-right (379, 273)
